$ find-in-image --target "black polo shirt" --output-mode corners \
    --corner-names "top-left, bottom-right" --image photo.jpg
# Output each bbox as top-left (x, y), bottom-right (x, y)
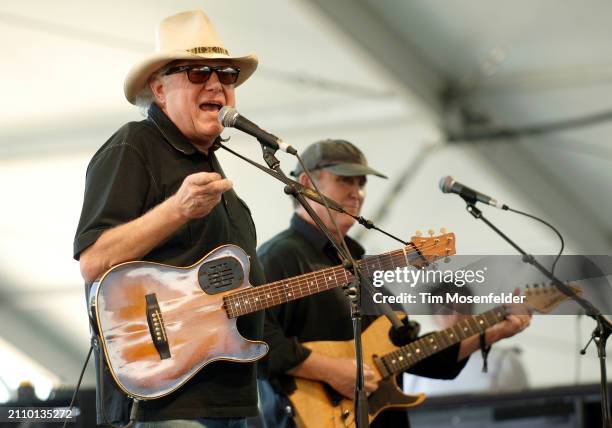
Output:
top-left (74, 103), bottom-right (265, 422)
top-left (258, 214), bottom-right (467, 428)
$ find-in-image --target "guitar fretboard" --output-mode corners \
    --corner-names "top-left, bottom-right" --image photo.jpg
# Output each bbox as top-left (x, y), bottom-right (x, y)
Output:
top-left (223, 246), bottom-right (425, 318)
top-left (376, 306), bottom-right (508, 377)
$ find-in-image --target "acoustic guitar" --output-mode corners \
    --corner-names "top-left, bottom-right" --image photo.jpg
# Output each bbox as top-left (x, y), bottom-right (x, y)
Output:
top-left (289, 283), bottom-right (581, 428)
top-left (89, 231), bottom-right (455, 400)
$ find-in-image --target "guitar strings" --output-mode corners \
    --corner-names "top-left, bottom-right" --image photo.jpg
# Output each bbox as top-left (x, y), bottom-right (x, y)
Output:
top-left (224, 240), bottom-right (452, 317)
top-left (102, 240), bottom-right (451, 335)
top-left (171, 240), bottom-right (444, 322)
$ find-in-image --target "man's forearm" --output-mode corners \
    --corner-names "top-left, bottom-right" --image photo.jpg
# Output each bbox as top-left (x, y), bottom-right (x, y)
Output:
top-left (79, 195), bottom-right (186, 282)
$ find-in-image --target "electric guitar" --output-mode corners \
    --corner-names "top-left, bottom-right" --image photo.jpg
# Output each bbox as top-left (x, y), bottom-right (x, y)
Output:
top-left (289, 283), bottom-right (581, 428)
top-left (89, 230), bottom-right (456, 400)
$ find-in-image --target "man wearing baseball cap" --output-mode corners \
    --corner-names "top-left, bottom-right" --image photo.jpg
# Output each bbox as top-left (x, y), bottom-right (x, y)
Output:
top-left (256, 139), bottom-right (530, 428)
top-left (74, 10), bottom-right (264, 427)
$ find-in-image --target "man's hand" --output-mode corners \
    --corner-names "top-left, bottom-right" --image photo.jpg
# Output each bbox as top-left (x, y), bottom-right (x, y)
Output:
top-left (288, 353), bottom-right (379, 400)
top-left (489, 287), bottom-right (532, 343)
top-left (488, 313), bottom-right (532, 343)
top-left (457, 288), bottom-right (532, 360)
top-left (171, 172), bottom-right (233, 220)
top-left (323, 357), bottom-right (379, 399)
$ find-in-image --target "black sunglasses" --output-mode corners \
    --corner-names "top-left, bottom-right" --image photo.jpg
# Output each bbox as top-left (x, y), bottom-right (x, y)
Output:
top-left (164, 64), bottom-right (240, 85)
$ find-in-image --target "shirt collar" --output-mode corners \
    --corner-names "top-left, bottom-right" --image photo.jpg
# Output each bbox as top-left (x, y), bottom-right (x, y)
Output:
top-left (147, 103), bottom-right (200, 156)
top-left (290, 213), bottom-right (365, 258)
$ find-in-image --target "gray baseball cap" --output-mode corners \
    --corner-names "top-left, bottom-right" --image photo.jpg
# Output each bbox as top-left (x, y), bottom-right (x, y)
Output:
top-left (291, 139), bottom-right (387, 179)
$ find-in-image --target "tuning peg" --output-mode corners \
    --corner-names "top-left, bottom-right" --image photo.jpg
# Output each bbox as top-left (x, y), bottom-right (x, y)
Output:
top-left (428, 229), bottom-right (435, 236)
top-left (415, 230), bottom-right (422, 237)
top-left (444, 257), bottom-right (451, 263)
top-left (440, 227), bottom-right (448, 234)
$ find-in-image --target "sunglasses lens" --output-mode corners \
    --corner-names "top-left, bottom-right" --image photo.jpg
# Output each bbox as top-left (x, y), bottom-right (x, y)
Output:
top-left (183, 66), bottom-right (240, 85)
top-left (187, 67), bottom-right (213, 83)
top-left (216, 67), bottom-right (240, 84)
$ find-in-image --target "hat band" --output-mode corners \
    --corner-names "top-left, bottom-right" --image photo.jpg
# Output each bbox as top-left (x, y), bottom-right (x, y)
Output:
top-left (187, 46), bottom-right (229, 55)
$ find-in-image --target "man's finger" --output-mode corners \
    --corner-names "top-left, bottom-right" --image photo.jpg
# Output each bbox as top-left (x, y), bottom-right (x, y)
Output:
top-left (365, 380), bottom-right (379, 393)
top-left (206, 179), bottom-right (233, 194)
top-left (192, 179), bottom-right (233, 195)
top-left (187, 172), bottom-right (223, 186)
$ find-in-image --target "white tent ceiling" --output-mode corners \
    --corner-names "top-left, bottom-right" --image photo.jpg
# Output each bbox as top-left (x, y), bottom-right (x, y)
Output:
top-left (0, 0), bottom-right (610, 395)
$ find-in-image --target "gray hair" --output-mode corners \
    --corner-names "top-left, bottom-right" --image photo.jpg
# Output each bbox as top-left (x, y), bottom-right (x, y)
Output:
top-left (134, 63), bottom-right (176, 116)
top-left (134, 85), bottom-right (156, 116)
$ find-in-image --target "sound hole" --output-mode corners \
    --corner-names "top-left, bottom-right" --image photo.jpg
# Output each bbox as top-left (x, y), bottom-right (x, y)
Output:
top-left (198, 256), bottom-right (244, 295)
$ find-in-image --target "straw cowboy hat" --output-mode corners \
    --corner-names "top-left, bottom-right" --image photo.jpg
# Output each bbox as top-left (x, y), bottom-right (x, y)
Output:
top-left (124, 10), bottom-right (258, 104)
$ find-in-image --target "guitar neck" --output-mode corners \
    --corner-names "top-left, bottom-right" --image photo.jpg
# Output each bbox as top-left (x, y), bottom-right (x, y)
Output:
top-left (223, 246), bottom-right (422, 318)
top-left (377, 306), bottom-right (508, 377)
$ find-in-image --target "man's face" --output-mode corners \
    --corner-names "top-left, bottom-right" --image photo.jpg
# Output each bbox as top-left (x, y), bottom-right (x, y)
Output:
top-left (303, 169), bottom-right (366, 237)
top-left (150, 61), bottom-right (237, 151)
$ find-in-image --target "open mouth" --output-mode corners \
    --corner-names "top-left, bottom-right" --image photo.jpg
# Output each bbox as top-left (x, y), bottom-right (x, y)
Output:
top-left (199, 102), bottom-right (223, 112)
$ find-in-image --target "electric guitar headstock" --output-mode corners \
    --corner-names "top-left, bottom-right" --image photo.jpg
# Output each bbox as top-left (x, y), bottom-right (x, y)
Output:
top-left (409, 228), bottom-right (456, 267)
top-left (524, 282), bottom-right (582, 313)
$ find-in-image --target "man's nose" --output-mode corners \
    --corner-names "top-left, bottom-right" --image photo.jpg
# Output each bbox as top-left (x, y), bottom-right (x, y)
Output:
top-left (349, 184), bottom-right (364, 200)
top-left (204, 71), bottom-right (222, 90)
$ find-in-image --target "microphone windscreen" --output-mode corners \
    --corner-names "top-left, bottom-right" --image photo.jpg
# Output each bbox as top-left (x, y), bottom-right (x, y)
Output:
top-left (218, 106), bottom-right (238, 127)
top-left (439, 176), bottom-right (455, 193)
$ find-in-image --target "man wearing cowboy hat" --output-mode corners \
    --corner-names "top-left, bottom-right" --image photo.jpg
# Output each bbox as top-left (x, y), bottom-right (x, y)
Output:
top-left (74, 10), bottom-right (264, 427)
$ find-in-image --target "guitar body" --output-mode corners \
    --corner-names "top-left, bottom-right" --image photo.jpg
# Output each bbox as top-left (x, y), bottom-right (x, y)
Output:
top-left (290, 315), bottom-right (425, 428)
top-left (90, 244), bottom-right (268, 400)
top-left (86, 232), bottom-right (457, 401)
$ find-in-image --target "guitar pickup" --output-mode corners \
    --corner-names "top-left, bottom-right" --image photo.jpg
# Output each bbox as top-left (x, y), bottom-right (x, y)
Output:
top-left (145, 293), bottom-right (171, 360)
top-left (373, 354), bottom-right (390, 378)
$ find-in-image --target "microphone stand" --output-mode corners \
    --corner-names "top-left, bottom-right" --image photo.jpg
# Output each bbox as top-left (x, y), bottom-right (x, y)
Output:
top-left (462, 198), bottom-right (612, 428)
top-left (258, 142), bottom-right (370, 428)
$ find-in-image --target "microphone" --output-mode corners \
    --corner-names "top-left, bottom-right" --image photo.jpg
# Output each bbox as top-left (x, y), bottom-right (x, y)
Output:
top-left (218, 106), bottom-right (297, 155)
top-left (439, 176), bottom-right (508, 209)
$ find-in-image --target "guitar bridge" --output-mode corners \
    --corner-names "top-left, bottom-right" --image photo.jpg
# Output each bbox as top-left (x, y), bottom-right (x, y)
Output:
top-left (145, 293), bottom-right (171, 360)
